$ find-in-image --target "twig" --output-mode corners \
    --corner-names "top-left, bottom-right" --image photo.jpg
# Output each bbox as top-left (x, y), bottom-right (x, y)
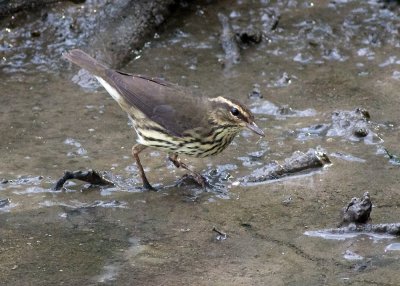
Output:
top-left (212, 226), bottom-right (227, 240)
top-left (53, 169), bottom-right (114, 190)
top-left (323, 223), bottom-right (400, 236)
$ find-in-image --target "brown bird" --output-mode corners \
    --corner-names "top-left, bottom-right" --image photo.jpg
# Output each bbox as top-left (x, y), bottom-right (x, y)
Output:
top-left (63, 49), bottom-right (264, 190)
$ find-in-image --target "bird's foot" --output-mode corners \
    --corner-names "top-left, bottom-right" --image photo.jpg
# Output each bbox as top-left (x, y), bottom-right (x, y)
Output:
top-left (192, 173), bottom-right (207, 188)
top-left (142, 179), bottom-right (157, 191)
top-left (178, 173), bottom-right (208, 189)
top-left (168, 155), bottom-right (207, 188)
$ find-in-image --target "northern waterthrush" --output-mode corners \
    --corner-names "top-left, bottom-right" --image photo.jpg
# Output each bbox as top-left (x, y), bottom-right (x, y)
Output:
top-left (63, 49), bottom-right (264, 190)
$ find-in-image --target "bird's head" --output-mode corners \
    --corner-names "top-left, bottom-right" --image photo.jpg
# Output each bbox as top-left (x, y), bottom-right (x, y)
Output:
top-left (209, 96), bottom-right (265, 136)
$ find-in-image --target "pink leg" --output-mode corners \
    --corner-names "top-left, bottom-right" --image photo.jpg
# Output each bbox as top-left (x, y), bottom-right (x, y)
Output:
top-left (168, 154), bottom-right (206, 187)
top-left (132, 144), bottom-right (154, 190)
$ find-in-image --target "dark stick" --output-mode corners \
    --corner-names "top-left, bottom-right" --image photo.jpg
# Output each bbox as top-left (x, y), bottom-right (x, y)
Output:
top-left (53, 169), bottom-right (114, 190)
top-left (212, 226), bottom-right (227, 240)
top-left (324, 223), bottom-right (400, 236)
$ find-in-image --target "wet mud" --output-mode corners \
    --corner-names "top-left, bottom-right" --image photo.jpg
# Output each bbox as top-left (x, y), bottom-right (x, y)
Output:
top-left (2, 0), bottom-right (400, 285)
top-left (0, 0), bottom-right (177, 71)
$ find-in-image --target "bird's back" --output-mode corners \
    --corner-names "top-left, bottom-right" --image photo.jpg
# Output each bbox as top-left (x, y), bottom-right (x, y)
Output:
top-left (64, 49), bottom-right (213, 138)
top-left (103, 71), bottom-right (213, 138)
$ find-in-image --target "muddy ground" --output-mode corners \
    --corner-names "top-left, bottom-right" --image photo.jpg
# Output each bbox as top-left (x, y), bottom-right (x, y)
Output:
top-left (1, 0), bottom-right (400, 285)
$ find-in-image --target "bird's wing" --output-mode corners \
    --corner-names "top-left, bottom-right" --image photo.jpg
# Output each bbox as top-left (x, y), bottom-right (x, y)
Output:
top-left (104, 70), bottom-right (211, 137)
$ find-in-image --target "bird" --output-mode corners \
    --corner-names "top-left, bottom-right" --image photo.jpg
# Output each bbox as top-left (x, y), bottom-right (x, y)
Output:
top-left (63, 49), bottom-right (265, 190)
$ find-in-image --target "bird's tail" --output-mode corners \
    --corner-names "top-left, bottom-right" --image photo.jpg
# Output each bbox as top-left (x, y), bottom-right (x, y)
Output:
top-left (63, 49), bottom-right (108, 77)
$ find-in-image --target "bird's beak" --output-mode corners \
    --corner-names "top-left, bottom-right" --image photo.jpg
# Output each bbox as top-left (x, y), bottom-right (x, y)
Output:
top-left (246, 122), bottom-right (265, 137)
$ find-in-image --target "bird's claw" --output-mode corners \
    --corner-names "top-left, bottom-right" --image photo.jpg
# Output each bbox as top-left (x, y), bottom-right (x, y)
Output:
top-left (193, 173), bottom-right (207, 188)
top-left (178, 173), bottom-right (208, 188)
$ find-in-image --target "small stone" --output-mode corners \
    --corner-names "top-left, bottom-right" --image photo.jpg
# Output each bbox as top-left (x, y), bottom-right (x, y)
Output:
top-left (248, 83), bottom-right (262, 98)
top-left (354, 128), bottom-right (368, 137)
top-left (340, 192), bottom-right (372, 225)
top-left (30, 31), bottom-right (41, 38)
top-left (237, 28), bottom-right (262, 44)
top-left (0, 198), bottom-right (10, 208)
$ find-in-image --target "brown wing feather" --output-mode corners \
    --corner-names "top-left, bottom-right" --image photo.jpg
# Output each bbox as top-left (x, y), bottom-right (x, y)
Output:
top-left (104, 70), bottom-right (211, 137)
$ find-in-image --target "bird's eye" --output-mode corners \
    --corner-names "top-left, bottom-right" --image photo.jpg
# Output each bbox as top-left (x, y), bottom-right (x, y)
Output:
top-left (230, 107), bottom-right (240, 116)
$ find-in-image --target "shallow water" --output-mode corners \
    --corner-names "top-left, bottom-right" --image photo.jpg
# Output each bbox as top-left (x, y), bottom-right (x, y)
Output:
top-left (1, 0), bottom-right (400, 285)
